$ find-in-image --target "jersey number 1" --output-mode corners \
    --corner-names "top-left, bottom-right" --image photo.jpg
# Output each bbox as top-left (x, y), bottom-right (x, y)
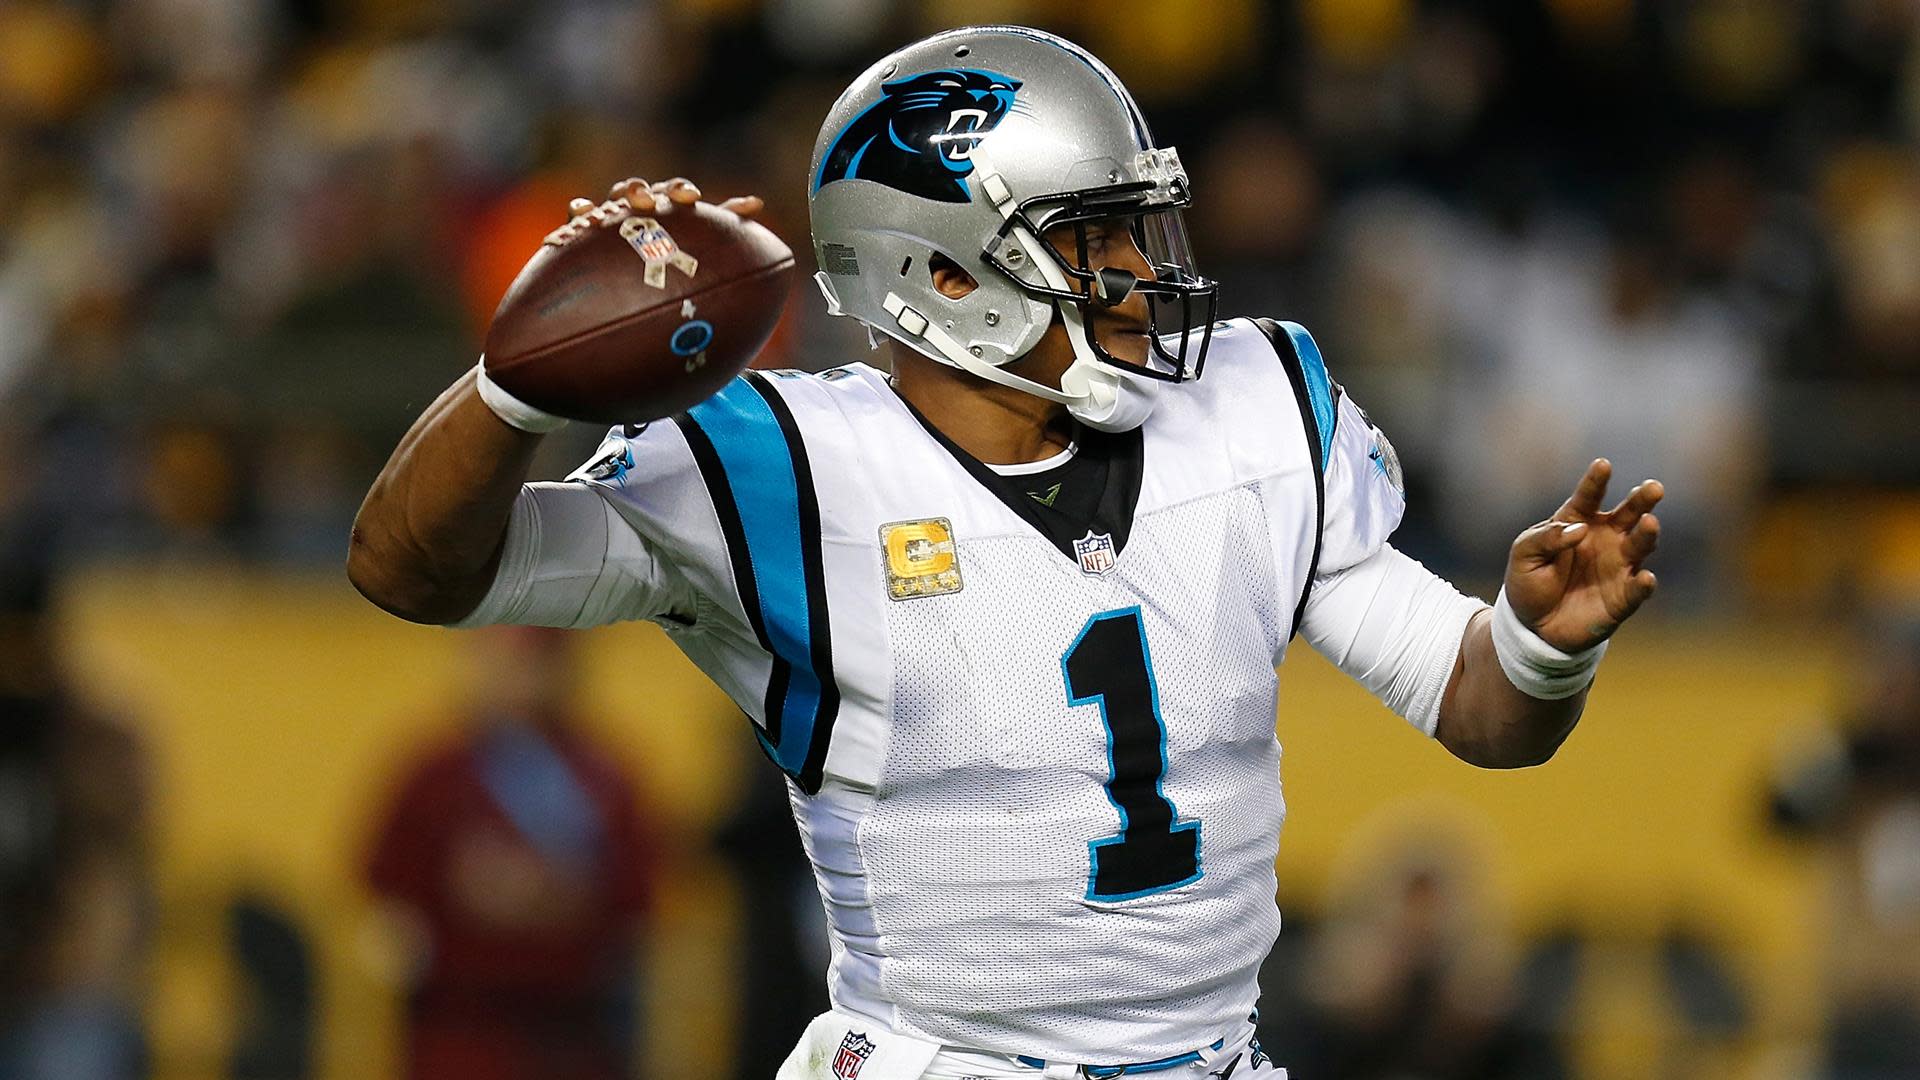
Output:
top-left (1063, 608), bottom-right (1202, 902)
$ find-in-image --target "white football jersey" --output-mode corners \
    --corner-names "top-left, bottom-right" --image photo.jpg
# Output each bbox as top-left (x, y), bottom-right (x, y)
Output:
top-left (492, 318), bottom-right (1407, 1063)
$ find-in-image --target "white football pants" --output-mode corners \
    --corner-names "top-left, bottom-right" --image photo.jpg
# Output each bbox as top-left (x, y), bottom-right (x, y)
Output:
top-left (775, 1011), bottom-right (1287, 1080)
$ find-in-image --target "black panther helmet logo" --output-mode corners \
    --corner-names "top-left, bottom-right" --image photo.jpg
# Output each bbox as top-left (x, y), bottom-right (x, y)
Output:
top-left (813, 68), bottom-right (1023, 203)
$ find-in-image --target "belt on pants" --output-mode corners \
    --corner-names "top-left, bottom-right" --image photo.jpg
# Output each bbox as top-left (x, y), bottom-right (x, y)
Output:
top-left (1014, 1037), bottom-right (1226, 1079)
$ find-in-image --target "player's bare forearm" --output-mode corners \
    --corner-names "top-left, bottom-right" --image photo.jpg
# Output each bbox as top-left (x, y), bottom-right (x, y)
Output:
top-left (1433, 460), bottom-right (1662, 769)
top-left (348, 178), bottom-right (761, 625)
top-left (1434, 610), bottom-right (1585, 768)
top-left (347, 369), bottom-right (544, 624)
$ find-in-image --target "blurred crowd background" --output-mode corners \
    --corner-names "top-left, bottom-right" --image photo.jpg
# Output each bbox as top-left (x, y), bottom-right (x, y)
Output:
top-left (2, 1), bottom-right (1919, 1079)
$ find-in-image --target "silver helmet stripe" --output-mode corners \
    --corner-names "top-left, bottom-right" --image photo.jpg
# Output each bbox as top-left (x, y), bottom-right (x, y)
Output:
top-left (986, 24), bottom-right (1153, 151)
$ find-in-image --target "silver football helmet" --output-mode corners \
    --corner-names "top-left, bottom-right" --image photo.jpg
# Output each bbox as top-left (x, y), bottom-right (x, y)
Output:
top-left (807, 25), bottom-right (1217, 431)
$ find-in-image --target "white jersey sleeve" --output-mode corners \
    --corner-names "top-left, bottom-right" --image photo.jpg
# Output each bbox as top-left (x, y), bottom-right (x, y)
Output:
top-left (1300, 544), bottom-right (1486, 735)
top-left (1258, 320), bottom-right (1407, 575)
top-left (1318, 384), bottom-right (1406, 574)
top-left (450, 479), bottom-right (699, 629)
top-left (1242, 320), bottom-right (1405, 629)
top-left (450, 415), bottom-right (733, 631)
top-left (454, 388), bottom-right (840, 792)
top-left (1250, 321), bottom-right (1483, 734)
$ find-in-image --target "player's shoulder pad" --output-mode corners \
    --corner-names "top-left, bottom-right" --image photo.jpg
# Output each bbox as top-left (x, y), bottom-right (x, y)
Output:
top-left (1252, 318), bottom-right (1340, 476)
top-left (566, 370), bottom-right (821, 493)
top-left (659, 371), bottom-right (821, 505)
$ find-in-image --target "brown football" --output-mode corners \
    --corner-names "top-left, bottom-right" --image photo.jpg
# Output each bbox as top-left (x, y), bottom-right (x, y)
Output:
top-left (482, 199), bottom-right (794, 424)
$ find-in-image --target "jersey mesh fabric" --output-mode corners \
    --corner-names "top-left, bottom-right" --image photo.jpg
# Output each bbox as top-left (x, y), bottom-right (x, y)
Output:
top-left (858, 485), bottom-right (1284, 1061)
top-left (511, 326), bottom-right (1386, 1063)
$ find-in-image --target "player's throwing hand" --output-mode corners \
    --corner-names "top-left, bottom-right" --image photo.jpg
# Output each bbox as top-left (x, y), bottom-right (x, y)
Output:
top-left (1503, 459), bottom-right (1665, 653)
top-left (566, 176), bottom-right (766, 223)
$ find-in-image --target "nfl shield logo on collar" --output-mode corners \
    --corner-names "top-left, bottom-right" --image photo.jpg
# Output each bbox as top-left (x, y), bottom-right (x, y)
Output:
top-left (1074, 530), bottom-right (1117, 575)
top-left (832, 1031), bottom-right (876, 1080)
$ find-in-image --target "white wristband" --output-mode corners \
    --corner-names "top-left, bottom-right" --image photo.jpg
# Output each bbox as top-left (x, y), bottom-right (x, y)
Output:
top-left (474, 360), bottom-right (568, 433)
top-left (1490, 588), bottom-right (1607, 700)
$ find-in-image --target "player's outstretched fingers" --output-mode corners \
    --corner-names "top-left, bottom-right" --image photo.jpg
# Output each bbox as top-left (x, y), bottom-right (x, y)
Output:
top-left (1512, 519), bottom-right (1588, 569)
top-left (1624, 512), bottom-right (1660, 566)
top-left (1556, 459), bottom-right (1612, 521)
top-left (719, 195), bottom-right (766, 219)
top-left (1609, 479), bottom-right (1666, 530)
top-left (1625, 569), bottom-right (1658, 610)
top-left (609, 177), bottom-right (651, 203)
top-left (655, 178), bottom-right (702, 206)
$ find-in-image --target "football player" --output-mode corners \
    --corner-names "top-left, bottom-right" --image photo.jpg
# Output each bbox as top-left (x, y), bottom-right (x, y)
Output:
top-left (347, 26), bottom-right (1664, 1080)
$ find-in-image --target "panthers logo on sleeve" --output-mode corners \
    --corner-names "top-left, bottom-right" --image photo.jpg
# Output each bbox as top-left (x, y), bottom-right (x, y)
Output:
top-left (1367, 425), bottom-right (1404, 493)
top-left (1350, 401), bottom-right (1404, 494)
top-left (812, 69), bottom-right (1024, 203)
top-left (576, 434), bottom-right (635, 487)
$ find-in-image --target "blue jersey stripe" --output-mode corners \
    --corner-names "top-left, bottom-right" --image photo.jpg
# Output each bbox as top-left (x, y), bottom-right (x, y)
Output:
top-left (685, 377), bottom-right (831, 783)
top-left (1278, 321), bottom-right (1336, 471)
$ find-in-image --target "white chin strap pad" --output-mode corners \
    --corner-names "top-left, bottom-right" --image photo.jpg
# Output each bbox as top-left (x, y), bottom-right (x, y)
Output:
top-left (1051, 296), bottom-right (1161, 432)
top-left (1063, 357), bottom-right (1160, 432)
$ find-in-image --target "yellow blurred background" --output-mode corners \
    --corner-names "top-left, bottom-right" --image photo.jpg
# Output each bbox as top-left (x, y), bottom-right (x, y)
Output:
top-left (57, 568), bottom-right (1845, 1080)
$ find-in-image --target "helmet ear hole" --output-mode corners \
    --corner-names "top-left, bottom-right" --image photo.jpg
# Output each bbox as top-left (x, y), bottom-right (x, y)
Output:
top-left (927, 251), bottom-right (979, 300)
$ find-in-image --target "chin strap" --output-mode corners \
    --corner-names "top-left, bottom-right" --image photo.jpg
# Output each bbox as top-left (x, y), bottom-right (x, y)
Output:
top-left (881, 286), bottom-right (1149, 431)
top-left (881, 291), bottom-right (1075, 404)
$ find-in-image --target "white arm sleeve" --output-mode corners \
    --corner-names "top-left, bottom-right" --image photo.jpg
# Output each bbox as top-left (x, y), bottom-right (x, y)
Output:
top-left (449, 481), bottom-right (694, 630)
top-left (1300, 543), bottom-right (1489, 736)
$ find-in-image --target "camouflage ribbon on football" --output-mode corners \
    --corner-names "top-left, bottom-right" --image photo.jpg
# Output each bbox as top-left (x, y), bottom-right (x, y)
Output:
top-left (620, 217), bottom-right (700, 289)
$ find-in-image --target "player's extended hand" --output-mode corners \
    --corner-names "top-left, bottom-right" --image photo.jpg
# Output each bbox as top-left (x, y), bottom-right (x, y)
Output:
top-left (565, 176), bottom-right (765, 224)
top-left (1502, 459), bottom-right (1663, 653)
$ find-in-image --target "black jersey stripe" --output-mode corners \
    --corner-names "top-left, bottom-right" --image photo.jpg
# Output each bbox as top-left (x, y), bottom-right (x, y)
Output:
top-left (671, 411), bottom-right (790, 747)
top-left (672, 412), bottom-right (770, 650)
top-left (743, 371), bottom-right (840, 793)
top-left (675, 374), bottom-right (839, 794)
top-left (1255, 317), bottom-right (1328, 639)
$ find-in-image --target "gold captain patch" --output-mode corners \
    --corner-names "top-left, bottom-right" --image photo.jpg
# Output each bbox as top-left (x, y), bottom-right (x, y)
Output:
top-left (880, 518), bottom-right (962, 600)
